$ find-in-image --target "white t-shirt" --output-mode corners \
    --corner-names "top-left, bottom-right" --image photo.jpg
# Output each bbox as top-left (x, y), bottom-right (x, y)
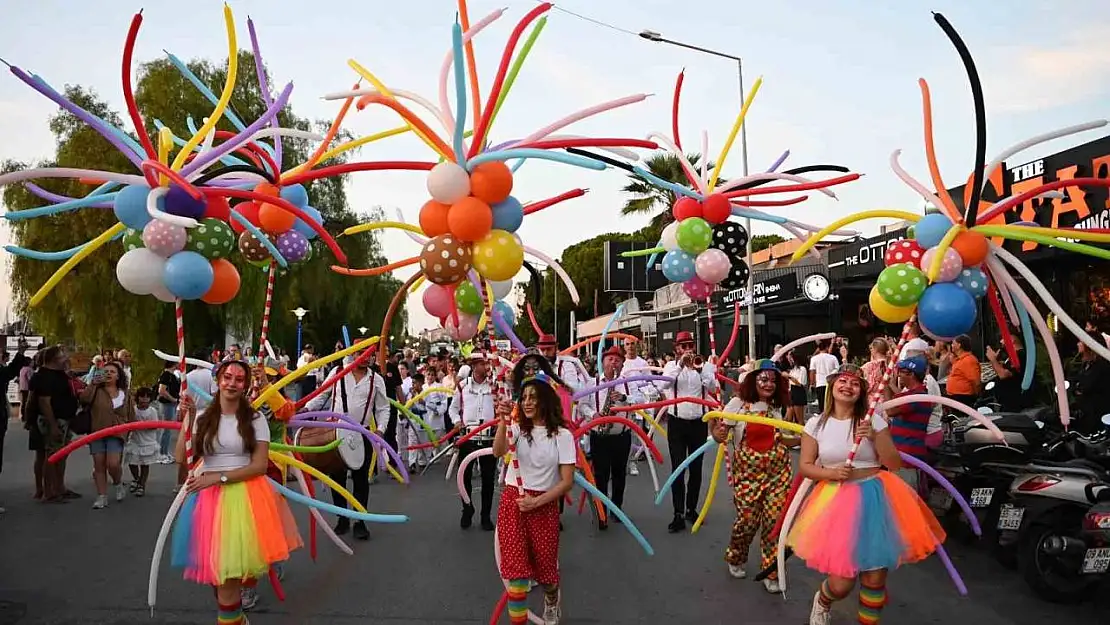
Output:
top-left (803, 414), bottom-right (889, 469)
top-left (809, 353), bottom-right (840, 388)
top-left (185, 368), bottom-right (216, 411)
top-left (194, 413), bottom-right (270, 473)
top-left (504, 425), bottom-right (576, 492)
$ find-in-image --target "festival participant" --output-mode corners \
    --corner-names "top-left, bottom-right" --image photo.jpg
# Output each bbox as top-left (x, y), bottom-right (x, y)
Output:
top-left (304, 350), bottom-right (389, 541)
top-left (657, 330), bottom-right (718, 533)
top-left (579, 346), bottom-right (644, 529)
top-left (493, 372), bottom-right (576, 625)
top-left (450, 351), bottom-right (498, 530)
top-left (711, 360), bottom-right (795, 592)
top-left (789, 364), bottom-right (943, 625)
top-left (620, 338), bottom-right (656, 476)
top-left (172, 360), bottom-right (302, 625)
top-left (537, 334), bottom-right (587, 393)
top-left (406, 373), bottom-right (436, 470)
top-left (884, 356), bottom-right (932, 488)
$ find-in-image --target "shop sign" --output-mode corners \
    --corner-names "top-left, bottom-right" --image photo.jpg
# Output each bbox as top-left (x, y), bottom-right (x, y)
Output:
top-left (827, 229), bottom-right (907, 280)
top-left (718, 274), bottom-right (798, 307)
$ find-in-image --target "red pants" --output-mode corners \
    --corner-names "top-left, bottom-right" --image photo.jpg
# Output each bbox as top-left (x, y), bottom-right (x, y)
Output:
top-left (497, 486), bottom-right (561, 585)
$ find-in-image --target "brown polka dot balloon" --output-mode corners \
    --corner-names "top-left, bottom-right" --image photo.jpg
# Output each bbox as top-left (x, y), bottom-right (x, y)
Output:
top-left (238, 230), bottom-right (273, 263)
top-left (419, 234), bottom-right (472, 285)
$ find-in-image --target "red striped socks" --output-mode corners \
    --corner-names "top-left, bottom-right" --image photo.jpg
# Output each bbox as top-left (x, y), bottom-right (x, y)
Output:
top-left (217, 600), bottom-right (244, 625)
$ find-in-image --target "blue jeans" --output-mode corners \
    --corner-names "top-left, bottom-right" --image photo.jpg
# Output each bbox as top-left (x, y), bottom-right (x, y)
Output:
top-left (159, 403), bottom-right (178, 455)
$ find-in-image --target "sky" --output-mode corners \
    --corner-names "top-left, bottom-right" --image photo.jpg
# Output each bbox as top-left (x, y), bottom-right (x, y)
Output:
top-left (2, 0), bottom-right (1109, 336)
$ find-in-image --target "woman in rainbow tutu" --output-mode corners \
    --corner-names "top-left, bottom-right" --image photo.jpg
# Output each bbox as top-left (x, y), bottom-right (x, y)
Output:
top-left (789, 363), bottom-right (943, 625)
top-left (172, 360), bottom-right (302, 625)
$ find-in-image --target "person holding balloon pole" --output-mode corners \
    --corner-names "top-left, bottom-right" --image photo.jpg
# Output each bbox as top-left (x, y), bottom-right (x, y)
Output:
top-left (788, 364), bottom-right (943, 625)
top-left (172, 360), bottom-right (301, 625)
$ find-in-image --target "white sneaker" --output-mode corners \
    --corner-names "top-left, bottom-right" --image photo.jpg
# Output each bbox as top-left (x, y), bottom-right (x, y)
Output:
top-left (629, 463), bottom-right (640, 476)
top-left (542, 591), bottom-right (561, 625)
top-left (240, 587), bottom-right (259, 611)
top-left (727, 563), bottom-right (746, 579)
top-left (809, 590), bottom-right (831, 625)
top-left (92, 495), bottom-right (108, 509)
top-left (114, 483), bottom-right (126, 502)
top-left (763, 577), bottom-right (782, 594)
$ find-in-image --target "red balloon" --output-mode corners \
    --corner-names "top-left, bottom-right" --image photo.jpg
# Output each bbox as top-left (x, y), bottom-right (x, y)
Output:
top-left (672, 196), bottom-right (703, 221)
top-left (884, 239), bottom-right (925, 268)
top-left (701, 193), bottom-right (731, 224)
top-left (203, 196), bottom-right (231, 221)
top-left (229, 201), bottom-right (261, 235)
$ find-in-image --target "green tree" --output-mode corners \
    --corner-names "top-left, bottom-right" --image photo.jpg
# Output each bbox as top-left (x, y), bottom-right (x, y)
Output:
top-left (620, 152), bottom-right (716, 231)
top-left (752, 234), bottom-right (786, 253)
top-left (5, 51), bottom-right (402, 383)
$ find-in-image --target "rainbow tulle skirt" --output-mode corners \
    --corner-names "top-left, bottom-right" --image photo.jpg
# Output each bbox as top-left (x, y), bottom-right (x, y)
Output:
top-left (787, 471), bottom-right (945, 578)
top-left (170, 475), bottom-right (302, 585)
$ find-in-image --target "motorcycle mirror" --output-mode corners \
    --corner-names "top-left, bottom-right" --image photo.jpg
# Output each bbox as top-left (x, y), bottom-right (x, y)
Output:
top-left (985, 381), bottom-right (996, 391)
top-left (977, 406), bottom-right (994, 415)
top-left (1101, 414), bottom-right (1110, 428)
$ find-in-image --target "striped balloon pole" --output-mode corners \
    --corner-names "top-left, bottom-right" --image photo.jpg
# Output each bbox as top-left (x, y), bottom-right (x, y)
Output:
top-left (175, 299), bottom-right (196, 469)
top-left (844, 314), bottom-right (917, 468)
top-left (706, 303), bottom-right (719, 358)
top-left (258, 261), bottom-right (277, 357)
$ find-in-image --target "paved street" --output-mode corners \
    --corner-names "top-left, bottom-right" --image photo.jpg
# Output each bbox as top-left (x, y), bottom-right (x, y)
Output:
top-left (1, 423), bottom-right (1107, 625)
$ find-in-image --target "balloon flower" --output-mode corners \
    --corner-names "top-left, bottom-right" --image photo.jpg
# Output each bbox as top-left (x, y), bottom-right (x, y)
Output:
top-left (790, 12), bottom-right (1110, 429)
top-left (328, 2), bottom-right (655, 361)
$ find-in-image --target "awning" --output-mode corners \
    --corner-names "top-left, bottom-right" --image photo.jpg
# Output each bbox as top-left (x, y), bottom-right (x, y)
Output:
top-left (575, 313), bottom-right (614, 339)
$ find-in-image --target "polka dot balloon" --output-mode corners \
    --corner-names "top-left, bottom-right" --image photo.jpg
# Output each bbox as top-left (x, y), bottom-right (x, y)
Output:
top-left (956, 266), bottom-right (989, 298)
top-left (661, 250), bottom-right (696, 282)
top-left (122, 228), bottom-right (144, 252)
top-left (276, 230), bottom-right (311, 263)
top-left (711, 221), bottom-right (749, 257)
top-left (884, 239), bottom-right (925, 269)
top-left (420, 234), bottom-right (472, 285)
top-left (876, 263), bottom-right (927, 307)
top-left (682, 276), bottom-right (714, 301)
top-left (472, 229), bottom-right (524, 281)
top-left (185, 218), bottom-right (235, 260)
top-left (720, 259), bottom-right (750, 291)
top-left (675, 217), bottom-right (713, 255)
top-left (920, 246), bottom-right (964, 283)
top-left (238, 230), bottom-right (273, 263)
top-left (141, 220), bottom-right (187, 257)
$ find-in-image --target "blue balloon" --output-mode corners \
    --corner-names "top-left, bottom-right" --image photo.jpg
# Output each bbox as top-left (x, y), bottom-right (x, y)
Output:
top-left (280, 183), bottom-right (309, 208)
top-left (917, 283), bottom-right (977, 339)
top-left (956, 266), bottom-right (989, 298)
top-left (914, 213), bottom-right (954, 248)
top-left (163, 251), bottom-right (214, 300)
top-left (113, 185), bottom-right (153, 230)
top-left (491, 196), bottom-right (524, 233)
top-left (492, 300), bottom-right (516, 336)
top-left (661, 250), bottom-right (696, 282)
top-left (292, 206), bottom-right (323, 240)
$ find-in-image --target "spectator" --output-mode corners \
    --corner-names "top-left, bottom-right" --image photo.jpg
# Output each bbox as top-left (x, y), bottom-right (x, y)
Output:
top-left (945, 335), bottom-right (981, 407)
top-left (985, 333), bottom-right (1031, 411)
top-left (861, 338), bottom-right (891, 395)
top-left (778, 350), bottom-right (810, 424)
top-left (899, 322), bottom-right (930, 360)
top-left (297, 344), bottom-right (317, 398)
top-left (156, 361), bottom-right (181, 463)
top-left (934, 341), bottom-right (953, 382)
top-left (82, 361), bottom-right (135, 509)
top-left (124, 387), bottom-right (159, 497)
top-left (1073, 329), bottom-right (1110, 433)
top-left (1, 343), bottom-right (32, 514)
top-left (31, 345), bottom-right (80, 503)
top-left (19, 355), bottom-right (33, 415)
top-left (808, 340), bottom-right (840, 414)
top-left (115, 349), bottom-right (133, 386)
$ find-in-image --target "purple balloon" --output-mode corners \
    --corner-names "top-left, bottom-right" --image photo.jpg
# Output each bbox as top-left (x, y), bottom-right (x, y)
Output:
top-left (275, 230), bottom-right (310, 263)
top-left (163, 185), bottom-right (206, 219)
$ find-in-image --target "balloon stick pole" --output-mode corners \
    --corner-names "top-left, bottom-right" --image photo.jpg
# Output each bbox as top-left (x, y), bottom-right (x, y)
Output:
top-left (259, 261), bottom-right (277, 357)
top-left (845, 314), bottom-right (916, 468)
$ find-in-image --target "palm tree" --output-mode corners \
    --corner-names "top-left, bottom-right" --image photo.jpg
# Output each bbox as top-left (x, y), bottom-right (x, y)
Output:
top-left (620, 153), bottom-right (717, 237)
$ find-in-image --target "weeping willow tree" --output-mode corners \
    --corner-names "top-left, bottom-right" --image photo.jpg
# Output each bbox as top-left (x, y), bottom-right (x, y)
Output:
top-left (4, 50), bottom-right (403, 383)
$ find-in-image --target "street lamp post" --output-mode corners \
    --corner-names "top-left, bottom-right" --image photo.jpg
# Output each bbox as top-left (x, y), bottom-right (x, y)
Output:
top-left (292, 307), bottom-right (309, 360)
top-left (639, 30), bottom-right (758, 361)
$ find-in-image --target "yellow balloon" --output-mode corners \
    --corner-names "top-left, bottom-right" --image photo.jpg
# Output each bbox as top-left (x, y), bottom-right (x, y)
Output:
top-left (472, 229), bottom-right (524, 281)
top-left (869, 285), bottom-right (915, 323)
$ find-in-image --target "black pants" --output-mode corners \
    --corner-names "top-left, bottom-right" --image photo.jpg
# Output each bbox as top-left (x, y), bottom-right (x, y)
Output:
top-left (590, 430), bottom-right (632, 509)
top-left (815, 386), bottom-right (827, 414)
top-left (329, 447), bottom-right (373, 523)
top-left (460, 440), bottom-right (496, 518)
top-left (948, 393), bottom-right (977, 409)
top-left (667, 417), bottom-right (708, 515)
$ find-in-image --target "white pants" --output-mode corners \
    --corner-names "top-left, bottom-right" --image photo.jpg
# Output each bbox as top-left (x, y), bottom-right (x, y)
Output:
top-left (405, 422), bottom-right (443, 467)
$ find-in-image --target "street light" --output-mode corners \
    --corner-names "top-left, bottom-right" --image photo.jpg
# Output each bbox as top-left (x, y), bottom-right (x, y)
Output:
top-left (292, 307), bottom-right (309, 360)
top-left (639, 29), bottom-right (758, 360)
top-left (358, 326), bottom-right (368, 336)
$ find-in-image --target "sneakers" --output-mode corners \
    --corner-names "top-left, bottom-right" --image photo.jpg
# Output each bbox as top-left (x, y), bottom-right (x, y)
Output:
top-left (762, 577), bottom-right (782, 594)
top-left (114, 483), bottom-right (126, 502)
top-left (542, 590), bottom-right (561, 625)
top-left (628, 463), bottom-right (640, 476)
top-left (240, 587), bottom-right (259, 611)
top-left (727, 563), bottom-right (746, 579)
top-left (134, 486), bottom-right (145, 498)
top-left (92, 495), bottom-right (108, 510)
top-left (809, 591), bottom-right (831, 625)
top-left (334, 518), bottom-right (350, 536)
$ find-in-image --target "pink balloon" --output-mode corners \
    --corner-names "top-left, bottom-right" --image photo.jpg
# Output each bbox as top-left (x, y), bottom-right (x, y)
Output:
top-left (920, 246), bottom-right (964, 283)
top-left (681, 276), bottom-right (714, 301)
top-left (142, 220), bottom-right (187, 257)
top-left (445, 312), bottom-right (479, 341)
top-left (422, 284), bottom-right (454, 318)
top-left (694, 248), bottom-right (731, 284)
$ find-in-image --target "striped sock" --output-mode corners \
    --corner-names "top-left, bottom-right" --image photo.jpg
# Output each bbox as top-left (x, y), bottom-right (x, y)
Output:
top-left (818, 580), bottom-right (847, 610)
top-left (857, 579), bottom-right (887, 624)
top-left (217, 600), bottom-right (244, 625)
top-left (507, 579), bottom-right (530, 625)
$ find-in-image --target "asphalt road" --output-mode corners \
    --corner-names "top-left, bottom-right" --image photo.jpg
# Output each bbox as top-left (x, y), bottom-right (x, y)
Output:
top-left (0, 423), bottom-right (1107, 625)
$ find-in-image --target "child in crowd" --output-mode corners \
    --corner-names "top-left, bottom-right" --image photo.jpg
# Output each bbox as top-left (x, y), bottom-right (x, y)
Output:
top-left (124, 387), bottom-right (160, 497)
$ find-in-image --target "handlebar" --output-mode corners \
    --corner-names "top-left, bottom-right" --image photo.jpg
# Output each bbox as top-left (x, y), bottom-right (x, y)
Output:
top-left (1084, 482), bottom-right (1110, 504)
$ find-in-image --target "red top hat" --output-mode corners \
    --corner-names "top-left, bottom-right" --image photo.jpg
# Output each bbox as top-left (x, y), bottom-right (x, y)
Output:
top-left (537, 333), bottom-right (557, 347)
top-left (675, 331), bottom-right (695, 345)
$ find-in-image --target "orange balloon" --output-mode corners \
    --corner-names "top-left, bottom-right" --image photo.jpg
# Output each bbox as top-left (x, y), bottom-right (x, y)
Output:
top-left (419, 200), bottom-right (451, 237)
top-left (951, 230), bottom-right (990, 266)
top-left (254, 182), bottom-right (281, 198)
top-left (469, 162), bottom-right (513, 204)
top-left (202, 258), bottom-right (241, 304)
top-left (447, 196), bottom-right (494, 242)
top-left (258, 202), bottom-right (296, 234)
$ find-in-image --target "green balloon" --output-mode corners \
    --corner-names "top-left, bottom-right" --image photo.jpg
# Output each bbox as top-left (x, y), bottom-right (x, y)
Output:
top-left (876, 263), bottom-right (927, 307)
top-left (186, 218), bottom-right (235, 260)
top-left (122, 228), bottom-right (144, 252)
top-left (455, 282), bottom-right (484, 316)
top-left (676, 217), bottom-right (712, 254)
top-left (906, 225), bottom-right (916, 239)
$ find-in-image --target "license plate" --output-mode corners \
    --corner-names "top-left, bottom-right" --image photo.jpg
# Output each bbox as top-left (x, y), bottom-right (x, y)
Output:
top-left (928, 488), bottom-right (954, 511)
top-left (1081, 548), bottom-right (1110, 574)
top-left (997, 504), bottom-right (1024, 530)
top-left (970, 487), bottom-right (995, 508)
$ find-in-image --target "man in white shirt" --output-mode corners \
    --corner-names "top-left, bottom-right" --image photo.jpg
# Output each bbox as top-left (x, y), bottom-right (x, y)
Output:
top-left (900, 322), bottom-right (931, 361)
top-left (537, 334), bottom-right (587, 393)
top-left (808, 340), bottom-right (840, 414)
top-left (579, 346), bottom-right (646, 528)
top-left (115, 349), bottom-right (133, 387)
top-left (305, 350), bottom-right (389, 541)
top-left (656, 331), bottom-right (719, 533)
top-left (620, 338), bottom-right (657, 475)
top-left (448, 352), bottom-right (497, 531)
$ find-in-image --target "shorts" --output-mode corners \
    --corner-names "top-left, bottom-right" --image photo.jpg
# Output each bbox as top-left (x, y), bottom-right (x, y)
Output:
top-left (37, 416), bottom-right (71, 454)
top-left (89, 436), bottom-right (125, 455)
top-left (28, 420), bottom-right (45, 451)
top-left (789, 385), bottom-right (808, 407)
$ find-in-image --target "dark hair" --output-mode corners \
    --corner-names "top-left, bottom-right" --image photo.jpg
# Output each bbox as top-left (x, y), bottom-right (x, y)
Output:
top-left (954, 334), bottom-right (972, 351)
top-left (193, 361), bottom-right (257, 462)
top-left (817, 339), bottom-right (831, 352)
top-left (41, 344), bottom-right (65, 366)
top-left (517, 379), bottom-right (565, 442)
top-left (511, 354), bottom-right (567, 397)
top-left (738, 369), bottom-right (790, 408)
top-left (412, 372), bottom-right (425, 383)
top-left (135, 386), bottom-right (155, 400)
top-left (104, 361), bottom-right (129, 390)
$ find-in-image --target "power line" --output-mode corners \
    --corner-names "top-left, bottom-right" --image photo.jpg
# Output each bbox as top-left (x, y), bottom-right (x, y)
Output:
top-left (537, 1), bottom-right (642, 38)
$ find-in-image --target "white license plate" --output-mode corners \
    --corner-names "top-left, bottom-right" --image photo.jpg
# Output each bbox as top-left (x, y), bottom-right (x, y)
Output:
top-left (928, 488), bottom-right (953, 511)
top-left (1081, 548), bottom-right (1110, 574)
top-left (970, 487), bottom-right (995, 508)
top-left (997, 504), bottom-right (1024, 530)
